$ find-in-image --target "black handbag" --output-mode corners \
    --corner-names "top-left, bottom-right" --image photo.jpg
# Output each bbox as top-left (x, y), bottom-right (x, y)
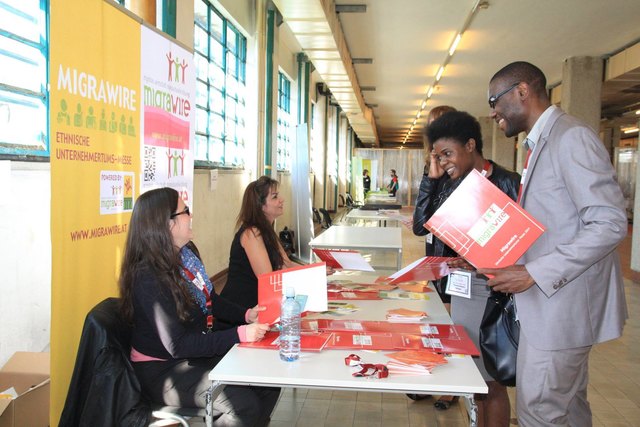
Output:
top-left (479, 290), bottom-right (519, 386)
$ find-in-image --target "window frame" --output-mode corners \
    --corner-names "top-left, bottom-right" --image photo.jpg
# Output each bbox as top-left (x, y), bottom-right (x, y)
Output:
top-left (193, 0), bottom-right (247, 169)
top-left (276, 71), bottom-right (292, 172)
top-left (0, 0), bottom-right (50, 159)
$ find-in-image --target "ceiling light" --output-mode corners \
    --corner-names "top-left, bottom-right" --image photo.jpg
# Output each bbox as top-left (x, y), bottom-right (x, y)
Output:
top-left (417, 111), bottom-right (422, 119)
top-left (449, 34), bottom-right (462, 56)
top-left (352, 58), bottom-right (373, 64)
top-left (636, 110), bottom-right (640, 115)
top-left (623, 127), bottom-right (639, 134)
top-left (401, 0), bottom-right (486, 146)
top-left (336, 4), bottom-right (367, 13)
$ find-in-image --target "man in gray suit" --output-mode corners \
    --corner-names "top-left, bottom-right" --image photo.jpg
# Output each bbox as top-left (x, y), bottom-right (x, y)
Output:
top-left (478, 62), bottom-right (628, 426)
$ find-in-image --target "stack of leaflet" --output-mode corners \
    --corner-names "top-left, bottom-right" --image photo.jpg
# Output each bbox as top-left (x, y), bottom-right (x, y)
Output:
top-left (385, 349), bottom-right (448, 375)
top-left (386, 308), bottom-right (428, 322)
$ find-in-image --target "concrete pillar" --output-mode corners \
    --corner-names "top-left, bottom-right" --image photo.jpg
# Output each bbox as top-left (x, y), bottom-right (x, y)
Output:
top-left (478, 116), bottom-right (517, 171)
top-left (561, 56), bottom-right (603, 133)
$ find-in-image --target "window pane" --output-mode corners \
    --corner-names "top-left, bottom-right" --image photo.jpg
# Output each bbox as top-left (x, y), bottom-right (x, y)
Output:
top-left (195, 80), bottom-right (208, 109)
top-left (195, 133), bottom-right (209, 160)
top-left (195, 107), bottom-right (209, 134)
top-left (195, 53), bottom-right (208, 82)
top-left (194, 26), bottom-right (208, 56)
top-left (0, 0), bottom-right (44, 43)
top-left (211, 113), bottom-right (224, 138)
top-left (193, 0), bottom-right (208, 30)
top-left (0, 35), bottom-right (46, 92)
top-left (209, 88), bottom-right (224, 115)
top-left (193, 2), bottom-right (246, 166)
top-left (226, 27), bottom-right (237, 55)
top-left (210, 37), bottom-right (223, 68)
top-left (0, 89), bottom-right (46, 151)
top-left (209, 62), bottom-right (224, 89)
top-left (209, 11), bottom-right (223, 42)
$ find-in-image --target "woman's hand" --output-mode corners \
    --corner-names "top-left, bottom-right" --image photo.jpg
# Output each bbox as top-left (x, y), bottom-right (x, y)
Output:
top-left (428, 151), bottom-right (445, 179)
top-left (245, 323), bottom-right (270, 342)
top-left (248, 305), bottom-right (266, 323)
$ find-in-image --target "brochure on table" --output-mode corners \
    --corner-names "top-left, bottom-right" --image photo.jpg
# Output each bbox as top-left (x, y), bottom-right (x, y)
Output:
top-left (425, 169), bottom-right (545, 269)
top-left (257, 263), bottom-right (328, 324)
top-left (387, 256), bottom-right (452, 284)
top-left (312, 248), bottom-right (374, 271)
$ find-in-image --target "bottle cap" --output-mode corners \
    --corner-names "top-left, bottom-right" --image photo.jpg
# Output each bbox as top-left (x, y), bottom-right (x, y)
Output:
top-left (285, 286), bottom-right (295, 298)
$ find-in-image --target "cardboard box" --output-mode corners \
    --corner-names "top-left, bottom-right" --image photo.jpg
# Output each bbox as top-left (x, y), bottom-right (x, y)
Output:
top-left (0, 352), bottom-right (50, 427)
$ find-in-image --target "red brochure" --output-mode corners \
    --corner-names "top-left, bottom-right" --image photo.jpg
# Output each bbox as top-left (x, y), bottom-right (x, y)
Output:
top-left (425, 169), bottom-right (545, 268)
top-left (239, 331), bottom-right (334, 352)
top-left (386, 256), bottom-right (452, 284)
top-left (257, 263), bottom-right (328, 324)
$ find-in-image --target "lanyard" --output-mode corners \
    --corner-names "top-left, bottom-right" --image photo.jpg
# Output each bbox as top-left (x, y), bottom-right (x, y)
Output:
top-left (517, 149), bottom-right (532, 205)
top-left (480, 159), bottom-right (491, 177)
top-left (182, 266), bottom-right (214, 331)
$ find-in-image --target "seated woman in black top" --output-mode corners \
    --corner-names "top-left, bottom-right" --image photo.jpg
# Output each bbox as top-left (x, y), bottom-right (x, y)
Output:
top-left (119, 187), bottom-right (279, 425)
top-left (221, 176), bottom-right (298, 309)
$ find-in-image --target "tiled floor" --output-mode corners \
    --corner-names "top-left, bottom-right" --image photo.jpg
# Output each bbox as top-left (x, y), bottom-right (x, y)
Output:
top-left (198, 212), bottom-right (640, 427)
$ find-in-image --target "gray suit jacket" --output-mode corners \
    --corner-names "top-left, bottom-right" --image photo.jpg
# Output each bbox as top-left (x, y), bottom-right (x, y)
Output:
top-left (516, 107), bottom-right (628, 351)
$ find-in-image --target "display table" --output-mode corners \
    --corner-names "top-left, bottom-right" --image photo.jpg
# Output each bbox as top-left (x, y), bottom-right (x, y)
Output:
top-left (345, 208), bottom-right (401, 227)
top-left (208, 272), bottom-right (487, 427)
top-left (308, 225), bottom-right (403, 269)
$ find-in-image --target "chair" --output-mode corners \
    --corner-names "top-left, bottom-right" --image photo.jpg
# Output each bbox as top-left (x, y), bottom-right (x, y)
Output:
top-left (346, 193), bottom-right (363, 209)
top-left (312, 207), bottom-right (322, 224)
top-left (318, 208), bottom-right (333, 229)
top-left (59, 298), bottom-right (207, 427)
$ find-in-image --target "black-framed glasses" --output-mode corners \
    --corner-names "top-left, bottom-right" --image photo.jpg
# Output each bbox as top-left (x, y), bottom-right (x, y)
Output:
top-left (170, 206), bottom-right (190, 219)
top-left (488, 82), bottom-right (519, 109)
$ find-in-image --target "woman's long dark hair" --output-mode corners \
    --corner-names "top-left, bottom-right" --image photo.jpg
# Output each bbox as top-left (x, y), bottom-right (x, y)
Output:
top-left (119, 187), bottom-right (195, 323)
top-left (237, 176), bottom-right (284, 269)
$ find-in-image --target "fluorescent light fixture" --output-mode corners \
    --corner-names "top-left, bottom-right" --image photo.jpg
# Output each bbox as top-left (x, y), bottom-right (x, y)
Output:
top-left (435, 66), bottom-right (445, 82)
top-left (427, 86), bottom-right (434, 98)
top-left (417, 111), bottom-right (422, 119)
top-left (636, 110), bottom-right (640, 115)
top-left (449, 33), bottom-right (462, 56)
top-left (421, 100), bottom-right (427, 109)
top-left (623, 127), bottom-right (639, 134)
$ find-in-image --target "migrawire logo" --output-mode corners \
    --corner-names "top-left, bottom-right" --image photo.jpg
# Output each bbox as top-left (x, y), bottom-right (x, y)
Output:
top-left (467, 204), bottom-right (510, 247)
top-left (166, 52), bottom-right (189, 84)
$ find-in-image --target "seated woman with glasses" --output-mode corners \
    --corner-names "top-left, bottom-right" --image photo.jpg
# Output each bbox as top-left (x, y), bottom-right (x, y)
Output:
top-left (119, 187), bottom-right (279, 425)
top-left (220, 176), bottom-right (299, 311)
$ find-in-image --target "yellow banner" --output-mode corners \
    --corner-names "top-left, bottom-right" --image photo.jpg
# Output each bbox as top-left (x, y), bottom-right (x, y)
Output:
top-left (49, 0), bottom-right (140, 424)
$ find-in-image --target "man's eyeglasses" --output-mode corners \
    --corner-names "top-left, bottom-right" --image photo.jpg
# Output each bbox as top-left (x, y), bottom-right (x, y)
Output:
top-left (488, 82), bottom-right (519, 109)
top-left (170, 206), bottom-right (190, 219)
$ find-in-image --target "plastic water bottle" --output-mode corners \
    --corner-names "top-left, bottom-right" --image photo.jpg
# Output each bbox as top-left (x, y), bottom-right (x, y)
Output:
top-left (279, 287), bottom-right (301, 361)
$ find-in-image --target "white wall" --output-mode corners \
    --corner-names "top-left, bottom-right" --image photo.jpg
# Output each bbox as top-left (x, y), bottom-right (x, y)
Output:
top-left (0, 162), bottom-right (51, 366)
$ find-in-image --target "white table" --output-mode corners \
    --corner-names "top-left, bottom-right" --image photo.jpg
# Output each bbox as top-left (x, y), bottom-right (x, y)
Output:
top-left (345, 208), bottom-right (400, 227)
top-left (309, 225), bottom-right (403, 270)
top-left (208, 271), bottom-right (487, 427)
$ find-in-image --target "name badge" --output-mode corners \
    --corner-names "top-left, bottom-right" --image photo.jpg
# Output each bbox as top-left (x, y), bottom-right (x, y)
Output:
top-left (426, 233), bottom-right (433, 244)
top-left (194, 271), bottom-right (206, 291)
top-left (446, 270), bottom-right (472, 299)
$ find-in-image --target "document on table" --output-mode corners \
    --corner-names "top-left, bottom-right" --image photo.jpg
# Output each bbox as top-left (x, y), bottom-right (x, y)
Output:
top-left (312, 248), bottom-right (374, 271)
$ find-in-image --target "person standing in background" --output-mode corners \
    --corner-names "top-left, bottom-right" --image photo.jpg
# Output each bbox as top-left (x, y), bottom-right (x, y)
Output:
top-left (386, 169), bottom-right (398, 196)
top-left (480, 61), bottom-right (627, 427)
top-left (363, 169), bottom-right (371, 197)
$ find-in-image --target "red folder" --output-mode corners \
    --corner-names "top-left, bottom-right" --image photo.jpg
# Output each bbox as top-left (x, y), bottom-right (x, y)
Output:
top-left (312, 248), bottom-right (354, 269)
top-left (387, 256), bottom-right (452, 284)
top-left (239, 331), bottom-right (334, 352)
top-left (425, 169), bottom-right (545, 268)
top-left (257, 263), bottom-right (327, 324)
